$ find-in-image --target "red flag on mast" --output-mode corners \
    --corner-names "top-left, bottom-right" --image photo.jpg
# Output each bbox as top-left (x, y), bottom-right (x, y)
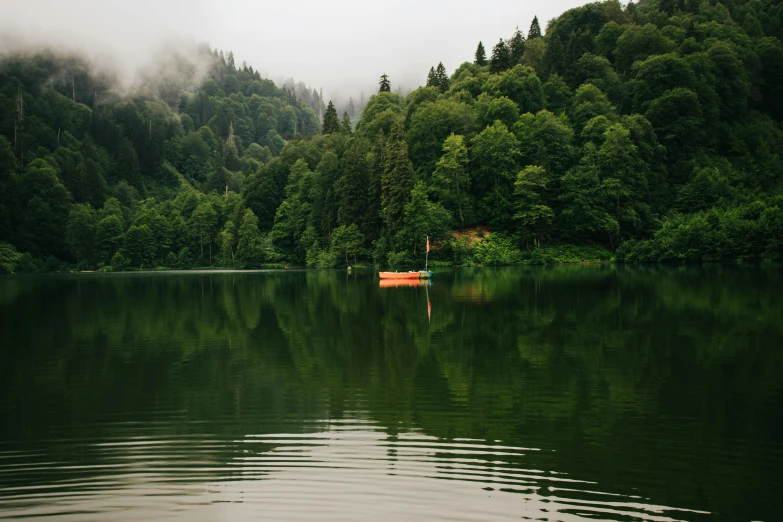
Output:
top-left (426, 237), bottom-right (430, 253)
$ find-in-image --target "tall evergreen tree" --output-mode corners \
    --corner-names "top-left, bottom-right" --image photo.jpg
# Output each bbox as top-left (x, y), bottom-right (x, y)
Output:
top-left (366, 132), bottom-right (386, 239)
top-left (340, 112), bottom-right (352, 135)
top-left (322, 101), bottom-right (340, 134)
top-left (528, 16), bottom-right (542, 39)
top-left (475, 41), bottom-right (487, 66)
top-left (426, 67), bottom-right (438, 88)
top-left (490, 39), bottom-right (512, 73)
top-left (116, 138), bottom-right (142, 190)
top-left (435, 62), bottom-right (449, 93)
top-left (382, 119), bottom-right (414, 237)
top-left (348, 97), bottom-right (356, 117)
top-left (336, 139), bottom-right (370, 229)
top-left (379, 73), bottom-right (391, 93)
top-left (509, 27), bottom-right (526, 64)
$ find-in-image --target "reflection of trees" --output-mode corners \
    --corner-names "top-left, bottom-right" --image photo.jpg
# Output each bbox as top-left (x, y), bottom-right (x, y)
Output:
top-left (0, 266), bottom-right (781, 519)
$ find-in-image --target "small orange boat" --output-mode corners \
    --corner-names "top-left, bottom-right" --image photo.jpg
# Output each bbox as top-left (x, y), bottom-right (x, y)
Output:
top-left (378, 271), bottom-right (432, 280)
top-left (379, 237), bottom-right (433, 281)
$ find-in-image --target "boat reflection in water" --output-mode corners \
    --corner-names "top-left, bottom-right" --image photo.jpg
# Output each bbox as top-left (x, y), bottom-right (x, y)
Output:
top-left (378, 278), bottom-right (432, 288)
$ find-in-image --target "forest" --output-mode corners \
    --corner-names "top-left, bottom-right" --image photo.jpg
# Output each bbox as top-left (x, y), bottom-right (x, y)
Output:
top-left (1, 0), bottom-right (782, 273)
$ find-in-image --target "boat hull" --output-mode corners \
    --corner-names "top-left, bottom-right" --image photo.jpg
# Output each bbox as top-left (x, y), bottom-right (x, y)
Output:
top-left (378, 271), bottom-right (432, 280)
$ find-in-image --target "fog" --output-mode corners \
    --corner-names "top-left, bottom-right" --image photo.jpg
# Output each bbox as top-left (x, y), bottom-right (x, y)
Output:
top-left (1, 0), bottom-right (599, 101)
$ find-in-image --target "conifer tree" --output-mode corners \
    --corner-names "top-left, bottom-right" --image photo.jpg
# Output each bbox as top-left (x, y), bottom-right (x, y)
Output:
top-left (435, 62), bottom-right (449, 93)
top-left (340, 112), bottom-right (352, 135)
top-left (379, 73), bottom-right (391, 93)
top-left (509, 27), bottom-right (526, 64)
top-left (475, 41), bottom-right (487, 66)
top-left (348, 97), bottom-right (355, 117)
top-left (528, 16), bottom-right (542, 39)
top-left (426, 67), bottom-right (438, 87)
top-left (490, 39), bottom-right (512, 73)
top-left (322, 101), bottom-right (340, 134)
top-left (365, 132), bottom-right (385, 238)
top-left (336, 139), bottom-right (369, 230)
top-left (382, 119), bottom-right (414, 237)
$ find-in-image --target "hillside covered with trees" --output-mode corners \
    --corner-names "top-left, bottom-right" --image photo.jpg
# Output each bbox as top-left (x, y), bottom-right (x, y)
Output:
top-left (1, 0), bottom-right (782, 273)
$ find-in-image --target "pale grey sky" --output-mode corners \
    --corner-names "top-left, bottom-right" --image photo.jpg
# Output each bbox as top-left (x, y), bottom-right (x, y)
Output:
top-left (1, 0), bottom-right (598, 100)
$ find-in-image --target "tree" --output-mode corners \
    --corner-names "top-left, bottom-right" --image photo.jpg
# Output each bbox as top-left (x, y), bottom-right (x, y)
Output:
top-left (396, 181), bottom-right (452, 257)
top-left (340, 112), bottom-right (352, 135)
top-left (509, 27), bottom-right (526, 64)
top-left (236, 208), bottom-right (265, 268)
top-left (116, 138), bottom-right (142, 190)
top-left (95, 214), bottom-right (124, 264)
top-left (65, 203), bottom-right (96, 264)
top-left (122, 224), bottom-right (155, 267)
top-left (331, 223), bottom-right (364, 266)
top-left (490, 39), bottom-right (512, 73)
top-left (188, 200), bottom-right (218, 264)
top-left (336, 141), bottom-right (370, 232)
top-left (379, 73), bottom-right (391, 93)
top-left (484, 64), bottom-right (543, 114)
top-left (18, 159), bottom-right (72, 257)
top-left (470, 121), bottom-right (520, 229)
top-left (557, 146), bottom-right (618, 243)
top-left (475, 42), bottom-right (487, 66)
top-left (514, 166), bottom-right (554, 246)
top-left (431, 134), bottom-right (470, 225)
top-left (270, 159), bottom-right (313, 262)
top-left (218, 220), bottom-right (236, 266)
top-left (83, 158), bottom-right (107, 209)
top-left (528, 16), bottom-right (542, 40)
top-left (435, 62), bottom-right (450, 93)
top-left (542, 74), bottom-right (573, 114)
top-left (382, 119), bottom-right (415, 237)
top-left (322, 101), bottom-right (340, 134)
top-left (426, 67), bottom-right (438, 87)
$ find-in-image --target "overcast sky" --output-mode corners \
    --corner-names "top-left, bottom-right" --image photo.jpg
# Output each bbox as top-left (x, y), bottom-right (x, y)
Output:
top-left (1, 0), bottom-right (598, 101)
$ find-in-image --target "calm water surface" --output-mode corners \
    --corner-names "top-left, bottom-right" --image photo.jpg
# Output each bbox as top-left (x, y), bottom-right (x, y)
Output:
top-left (0, 265), bottom-right (781, 521)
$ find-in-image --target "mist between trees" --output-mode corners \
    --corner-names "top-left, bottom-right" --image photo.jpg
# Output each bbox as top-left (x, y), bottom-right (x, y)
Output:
top-left (1, 0), bottom-right (782, 273)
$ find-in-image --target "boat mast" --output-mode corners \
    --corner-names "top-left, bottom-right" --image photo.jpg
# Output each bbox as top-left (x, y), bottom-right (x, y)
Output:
top-left (425, 236), bottom-right (429, 272)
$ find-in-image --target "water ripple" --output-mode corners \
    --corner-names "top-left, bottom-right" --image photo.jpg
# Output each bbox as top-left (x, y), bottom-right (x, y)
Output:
top-left (0, 419), bottom-right (711, 521)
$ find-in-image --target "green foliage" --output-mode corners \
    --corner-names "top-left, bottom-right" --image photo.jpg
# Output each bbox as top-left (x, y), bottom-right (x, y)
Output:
top-left (236, 208), bottom-right (266, 268)
top-left (396, 181), bottom-right (452, 259)
top-left (431, 134), bottom-right (470, 226)
top-left (382, 119), bottom-right (415, 238)
top-left (474, 42), bottom-right (487, 66)
top-left (331, 223), bottom-right (364, 266)
top-left (472, 233), bottom-right (522, 265)
top-left (528, 16), bottom-right (542, 40)
top-left (0, 242), bottom-right (21, 274)
top-left (379, 73), bottom-right (391, 93)
top-left (490, 39), bottom-right (512, 73)
top-left (322, 101), bottom-right (340, 134)
top-left (2, 0), bottom-right (783, 270)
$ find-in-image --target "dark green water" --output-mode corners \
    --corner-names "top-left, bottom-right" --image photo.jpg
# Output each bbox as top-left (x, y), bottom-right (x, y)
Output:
top-left (0, 266), bottom-right (781, 521)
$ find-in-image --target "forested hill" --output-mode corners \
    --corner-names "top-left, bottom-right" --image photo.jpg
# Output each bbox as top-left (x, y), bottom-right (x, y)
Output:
top-left (1, 0), bottom-right (783, 273)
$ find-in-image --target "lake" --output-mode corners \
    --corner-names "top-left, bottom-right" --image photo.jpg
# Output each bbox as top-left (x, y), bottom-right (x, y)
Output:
top-left (0, 265), bottom-right (781, 521)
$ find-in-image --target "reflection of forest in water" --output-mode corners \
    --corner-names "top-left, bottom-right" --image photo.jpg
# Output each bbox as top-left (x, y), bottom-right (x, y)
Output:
top-left (0, 265), bottom-right (781, 520)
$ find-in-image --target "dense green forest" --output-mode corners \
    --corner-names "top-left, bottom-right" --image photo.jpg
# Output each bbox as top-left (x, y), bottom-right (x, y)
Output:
top-left (1, 0), bottom-right (782, 273)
